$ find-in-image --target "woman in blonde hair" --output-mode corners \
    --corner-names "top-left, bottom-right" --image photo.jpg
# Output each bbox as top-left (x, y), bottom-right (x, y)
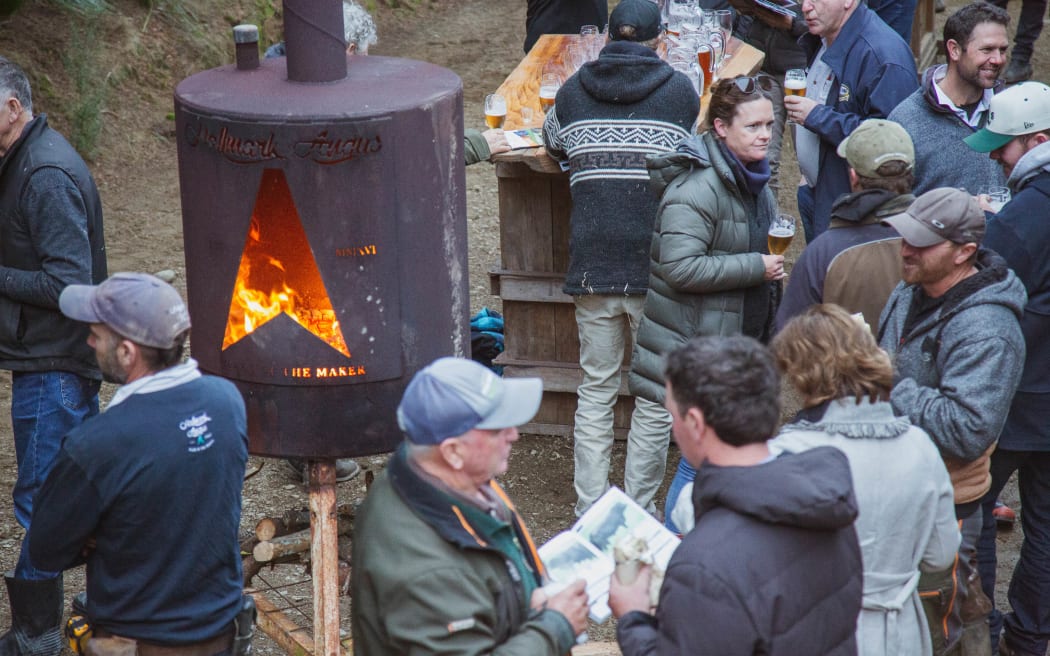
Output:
top-left (770, 303), bottom-right (959, 656)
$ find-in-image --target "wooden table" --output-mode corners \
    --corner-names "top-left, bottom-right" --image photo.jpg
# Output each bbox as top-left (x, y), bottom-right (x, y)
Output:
top-left (489, 35), bottom-right (764, 438)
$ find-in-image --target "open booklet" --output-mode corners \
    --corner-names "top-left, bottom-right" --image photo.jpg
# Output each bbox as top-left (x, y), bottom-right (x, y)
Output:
top-left (537, 486), bottom-right (680, 624)
top-left (505, 127), bottom-right (544, 149)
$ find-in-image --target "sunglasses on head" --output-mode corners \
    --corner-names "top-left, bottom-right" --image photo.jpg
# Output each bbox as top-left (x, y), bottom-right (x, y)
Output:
top-left (731, 74), bottom-right (775, 94)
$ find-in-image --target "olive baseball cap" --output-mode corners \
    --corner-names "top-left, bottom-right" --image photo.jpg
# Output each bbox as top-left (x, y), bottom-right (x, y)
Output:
top-left (59, 272), bottom-right (191, 348)
top-left (609, 0), bottom-right (662, 42)
top-left (882, 187), bottom-right (985, 248)
top-left (965, 82), bottom-right (1050, 152)
top-left (396, 357), bottom-right (542, 445)
top-left (836, 119), bottom-right (915, 178)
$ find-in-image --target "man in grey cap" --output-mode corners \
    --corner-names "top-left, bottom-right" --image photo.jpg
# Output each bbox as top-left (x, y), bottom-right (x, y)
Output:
top-left (27, 273), bottom-right (251, 654)
top-left (877, 188), bottom-right (1026, 655)
top-left (965, 80), bottom-right (1050, 656)
top-left (351, 357), bottom-right (588, 655)
top-left (775, 118), bottom-right (915, 332)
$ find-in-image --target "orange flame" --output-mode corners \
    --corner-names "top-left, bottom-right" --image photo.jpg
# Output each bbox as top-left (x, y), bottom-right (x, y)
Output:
top-left (222, 169), bottom-right (350, 357)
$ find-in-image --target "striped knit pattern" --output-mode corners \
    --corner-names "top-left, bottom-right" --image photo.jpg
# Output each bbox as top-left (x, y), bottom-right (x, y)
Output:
top-left (542, 41), bottom-right (699, 296)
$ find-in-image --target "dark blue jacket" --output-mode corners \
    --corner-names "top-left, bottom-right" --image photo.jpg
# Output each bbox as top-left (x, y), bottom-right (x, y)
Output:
top-left (983, 168), bottom-right (1050, 450)
top-left (798, 4), bottom-right (918, 236)
top-left (29, 375), bottom-right (247, 643)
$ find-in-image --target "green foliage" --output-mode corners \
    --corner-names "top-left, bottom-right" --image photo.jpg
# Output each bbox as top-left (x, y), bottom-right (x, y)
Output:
top-left (61, 11), bottom-right (109, 159)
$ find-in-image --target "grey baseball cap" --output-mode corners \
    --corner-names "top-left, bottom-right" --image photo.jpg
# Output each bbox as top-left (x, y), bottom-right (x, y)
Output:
top-left (59, 272), bottom-right (191, 348)
top-left (882, 187), bottom-right (985, 248)
top-left (396, 357), bottom-right (542, 445)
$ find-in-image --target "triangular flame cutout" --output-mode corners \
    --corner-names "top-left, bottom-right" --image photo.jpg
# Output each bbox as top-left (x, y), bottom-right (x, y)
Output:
top-left (222, 169), bottom-right (350, 357)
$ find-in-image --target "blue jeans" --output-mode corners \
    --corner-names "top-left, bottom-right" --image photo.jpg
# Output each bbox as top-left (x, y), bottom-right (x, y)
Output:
top-left (11, 371), bottom-right (99, 580)
top-left (868, 0), bottom-right (918, 45)
top-left (663, 458), bottom-right (696, 535)
top-left (978, 449), bottom-right (1050, 655)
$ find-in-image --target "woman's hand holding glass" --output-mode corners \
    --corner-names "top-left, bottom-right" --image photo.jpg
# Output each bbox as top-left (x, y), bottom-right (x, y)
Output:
top-left (762, 254), bottom-right (786, 281)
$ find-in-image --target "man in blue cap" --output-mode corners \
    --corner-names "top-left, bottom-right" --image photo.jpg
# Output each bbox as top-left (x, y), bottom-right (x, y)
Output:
top-left (351, 357), bottom-right (589, 655)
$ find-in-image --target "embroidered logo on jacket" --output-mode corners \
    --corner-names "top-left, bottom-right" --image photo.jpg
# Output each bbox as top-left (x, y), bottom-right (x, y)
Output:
top-left (839, 84), bottom-right (851, 103)
top-left (181, 412), bottom-right (215, 453)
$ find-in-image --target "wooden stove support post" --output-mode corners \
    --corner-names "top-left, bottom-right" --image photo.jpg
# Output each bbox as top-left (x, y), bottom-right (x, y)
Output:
top-left (309, 459), bottom-right (341, 655)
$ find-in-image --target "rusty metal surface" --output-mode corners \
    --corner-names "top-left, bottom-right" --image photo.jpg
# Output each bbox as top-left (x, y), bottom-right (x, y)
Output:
top-left (284, 0), bottom-right (346, 83)
top-left (175, 47), bottom-right (468, 458)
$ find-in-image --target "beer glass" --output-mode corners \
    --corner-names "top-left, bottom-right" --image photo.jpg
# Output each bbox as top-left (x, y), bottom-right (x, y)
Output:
top-left (707, 30), bottom-right (725, 78)
top-left (767, 214), bottom-right (796, 255)
top-left (785, 69), bottom-right (807, 97)
top-left (979, 185), bottom-right (1011, 212)
top-left (539, 73), bottom-right (561, 114)
top-left (785, 68), bottom-right (806, 124)
top-left (485, 94), bottom-right (507, 130)
top-left (697, 41), bottom-right (714, 79)
top-left (714, 10), bottom-right (732, 60)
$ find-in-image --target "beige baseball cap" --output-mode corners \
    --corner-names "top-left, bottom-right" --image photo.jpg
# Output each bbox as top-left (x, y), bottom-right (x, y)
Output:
top-left (836, 119), bottom-right (915, 178)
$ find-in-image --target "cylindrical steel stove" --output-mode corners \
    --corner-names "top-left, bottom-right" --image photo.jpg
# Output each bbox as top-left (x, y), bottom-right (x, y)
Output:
top-left (174, 5), bottom-right (469, 458)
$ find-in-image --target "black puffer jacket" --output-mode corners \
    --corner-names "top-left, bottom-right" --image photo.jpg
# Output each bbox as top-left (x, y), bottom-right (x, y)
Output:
top-left (617, 446), bottom-right (863, 655)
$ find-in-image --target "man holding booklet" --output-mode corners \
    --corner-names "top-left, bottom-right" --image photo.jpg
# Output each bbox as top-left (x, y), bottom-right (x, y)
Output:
top-left (351, 357), bottom-right (588, 655)
top-left (609, 335), bottom-right (863, 655)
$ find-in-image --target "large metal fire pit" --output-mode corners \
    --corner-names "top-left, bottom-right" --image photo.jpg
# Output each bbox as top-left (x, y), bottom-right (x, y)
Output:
top-left (174, 4), bottom-right (469, 458)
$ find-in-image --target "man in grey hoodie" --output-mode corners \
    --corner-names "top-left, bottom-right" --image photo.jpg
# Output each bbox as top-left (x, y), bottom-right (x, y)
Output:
top-left (878, 187), bottom-right (1026, 655)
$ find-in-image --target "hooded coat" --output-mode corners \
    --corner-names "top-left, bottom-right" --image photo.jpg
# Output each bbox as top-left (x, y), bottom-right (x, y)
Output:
top-left (772, 400), bottom-right (960, 656)
top-left (542, 41), bottom-right (698, 297)
top-left (628, 132), bottom-right (776, 404)
top-left (877, 250), bottom-right (1027, 503)
top-left (616, 446), bottom-right (863, 655)
top-left (982, 140), bottom-right (1050, 450)
top-left (775, 189), bottom-right (909, 332)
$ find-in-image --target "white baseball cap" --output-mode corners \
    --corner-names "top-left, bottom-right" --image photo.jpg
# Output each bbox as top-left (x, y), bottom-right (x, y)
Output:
top-left (965, 82), bottom-right (1050, 152)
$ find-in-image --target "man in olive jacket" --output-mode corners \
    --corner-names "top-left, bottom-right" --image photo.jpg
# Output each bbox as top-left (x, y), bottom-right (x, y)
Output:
top-left (351, 358), bottom-right (588, 655)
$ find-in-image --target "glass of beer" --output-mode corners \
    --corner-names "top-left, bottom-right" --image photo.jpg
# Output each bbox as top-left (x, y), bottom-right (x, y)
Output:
top-left (697, 43), bottom-right (713, 78)
top-left (540, 74), bottom-right (560, 114)
top-left (785, 69), bottom-right (806, 97)
top-left (768, 213), bottom-right (796, 255)
top-left (485, 94), bottom-right (507, 130)
top-left (785, 69), bottom-right (806, 124)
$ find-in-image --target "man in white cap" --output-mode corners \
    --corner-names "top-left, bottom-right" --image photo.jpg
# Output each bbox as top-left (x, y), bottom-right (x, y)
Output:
top-left (877, 188), bottom-right (1026, 655)
top-left (28, 272), bottom-right (252, 655)
top-left (351, 357), bottom-right (588, 655)
top-left (965, 80), bottom-right (1050, 656)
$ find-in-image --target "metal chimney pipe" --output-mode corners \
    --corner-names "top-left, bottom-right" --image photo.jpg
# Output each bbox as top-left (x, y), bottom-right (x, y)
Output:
top-left (284, 0), bottom-right (347, 83)
top-left (233, 24), bottom-right (260, 70)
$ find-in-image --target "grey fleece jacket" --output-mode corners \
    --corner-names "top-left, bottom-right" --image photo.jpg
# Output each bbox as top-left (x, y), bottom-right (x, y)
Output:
top-left (886, 65), bottom-right (1006, 195)
top-left (877, 250), bottom-right (1026, 503)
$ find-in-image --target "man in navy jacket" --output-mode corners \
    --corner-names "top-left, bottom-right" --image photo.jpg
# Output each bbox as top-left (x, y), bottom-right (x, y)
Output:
top-left (967, 82), bottom-right (1050, 656)
top-left (785, 0), bottom-right (917, 241)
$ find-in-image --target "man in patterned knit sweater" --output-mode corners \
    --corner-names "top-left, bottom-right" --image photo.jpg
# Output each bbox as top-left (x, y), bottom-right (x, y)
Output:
top-left (542, 0), bottom-right (699, 517)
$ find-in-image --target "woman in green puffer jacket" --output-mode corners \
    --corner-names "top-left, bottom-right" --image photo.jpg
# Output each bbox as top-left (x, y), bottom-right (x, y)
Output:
top-left (627, 76), bottom-right (786, 532)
